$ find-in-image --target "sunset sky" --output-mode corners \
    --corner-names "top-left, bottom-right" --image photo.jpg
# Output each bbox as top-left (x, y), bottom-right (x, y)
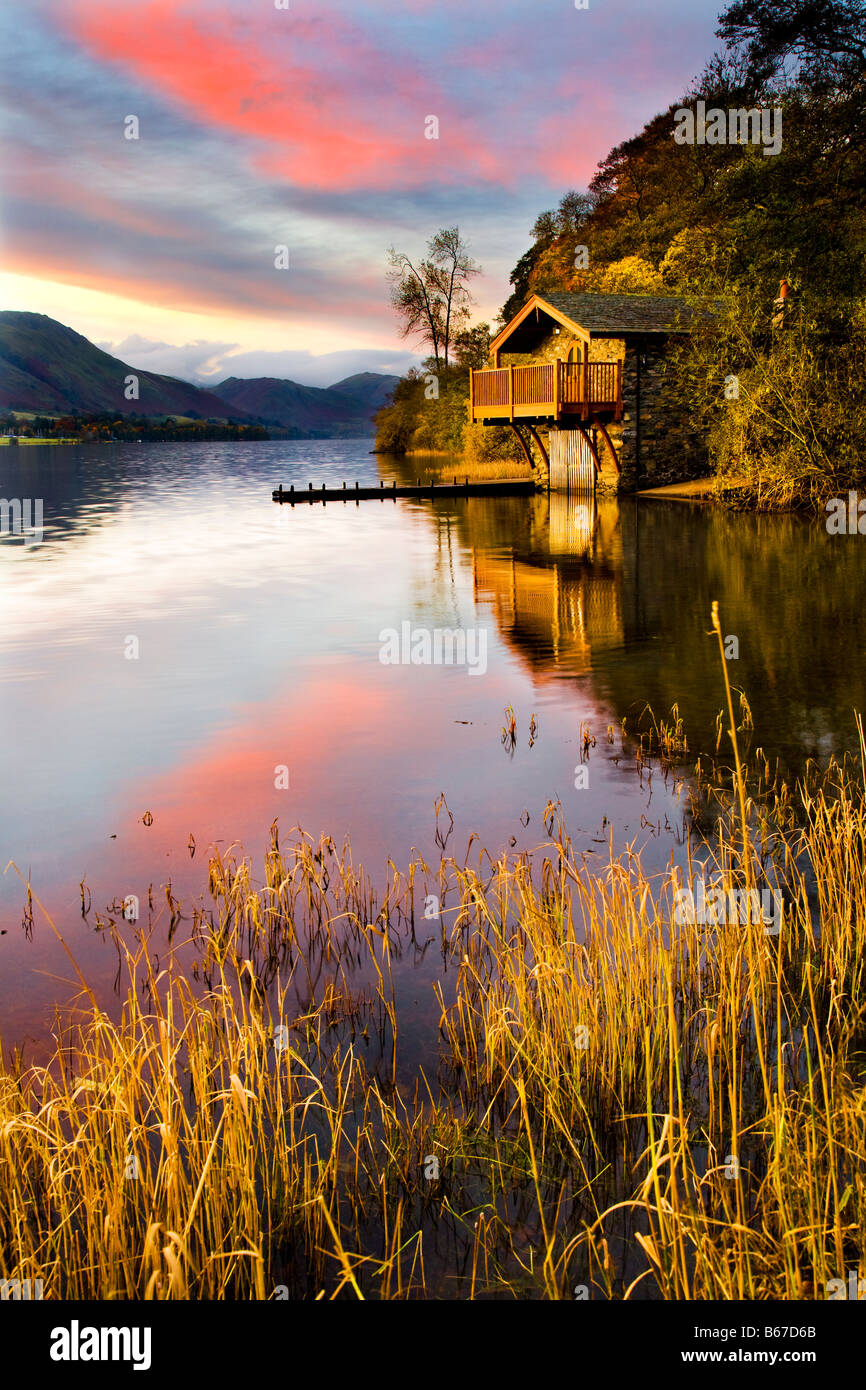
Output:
top-left (1, 0), bottom-right (721, 386)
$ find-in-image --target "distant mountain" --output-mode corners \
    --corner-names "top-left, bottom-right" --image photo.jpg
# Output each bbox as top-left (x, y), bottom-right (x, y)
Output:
top-left (212, 374), bottom-right (397, 435)
top-left (329, 372), bottom-right (399, 412)
top-left (0, 312), bottom-right (402, 436)
top-left (0, 312), bottom-right (252, 420)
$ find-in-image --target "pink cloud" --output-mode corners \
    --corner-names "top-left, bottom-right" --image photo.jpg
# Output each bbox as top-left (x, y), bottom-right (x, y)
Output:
top-left (63, 0), bottom-right (513, 192)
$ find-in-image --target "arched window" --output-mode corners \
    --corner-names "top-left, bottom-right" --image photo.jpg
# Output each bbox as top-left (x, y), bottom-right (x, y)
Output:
top-left (566, 341), bottom-right (583, 363)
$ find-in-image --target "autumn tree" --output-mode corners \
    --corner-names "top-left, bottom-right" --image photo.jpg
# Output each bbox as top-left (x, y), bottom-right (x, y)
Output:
top-left (387, 228), bottom-right (480, 367)
top-left (717, 0), bottom-right (866, 84)
top-left (453, 322), bottom-right (491, 369)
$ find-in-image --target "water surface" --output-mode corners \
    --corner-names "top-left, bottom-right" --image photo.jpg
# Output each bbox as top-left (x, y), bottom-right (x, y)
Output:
top-left (0, 440), bottom-right (860, 1053)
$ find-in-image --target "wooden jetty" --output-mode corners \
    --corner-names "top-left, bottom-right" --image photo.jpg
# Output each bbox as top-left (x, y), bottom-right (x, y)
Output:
top-left (272, 477), bottom-right (537, 505)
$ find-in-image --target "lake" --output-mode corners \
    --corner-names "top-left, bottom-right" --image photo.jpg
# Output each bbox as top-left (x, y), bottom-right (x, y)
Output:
top-left (0, 439), bottom-right (860, 1062)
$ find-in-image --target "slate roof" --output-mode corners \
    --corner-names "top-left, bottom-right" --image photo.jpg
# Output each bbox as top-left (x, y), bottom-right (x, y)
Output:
top-left (538, 292), bottom-right (701, 334)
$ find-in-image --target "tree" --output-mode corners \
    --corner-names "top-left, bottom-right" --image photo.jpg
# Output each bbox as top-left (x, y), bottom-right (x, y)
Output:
top-left (717, 0), bottom-right (866, 84)
top-left (598, 255), bottom-right (665, 293)
top-left (670, 275), bottom-right (866, 505)
top-left (500, 193), bottom-right (598, 322)
top-left (501, 246), bottom-right (541, 324)
top-left (453, 323), bottom-right (491, 369)
top-left (387, 228), bottom-right (480, 367)
top-left (553, 190), bottom-right (595, 236)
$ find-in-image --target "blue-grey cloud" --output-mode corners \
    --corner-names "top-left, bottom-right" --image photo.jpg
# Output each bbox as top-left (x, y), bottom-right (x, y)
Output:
top-left (99, 335), bottom-right (422, 387)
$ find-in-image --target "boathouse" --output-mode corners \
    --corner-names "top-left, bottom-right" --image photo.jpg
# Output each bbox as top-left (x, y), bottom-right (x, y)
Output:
top-left (469, 292), bottom-right (707, 490)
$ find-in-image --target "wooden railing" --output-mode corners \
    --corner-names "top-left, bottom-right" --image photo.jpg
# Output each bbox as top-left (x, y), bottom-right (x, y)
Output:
top-left (560, 361), bottom-right (619, 406)
top-left (470, 359), bottom-right (622, 422)
top-left (513, 363), bottom-right (556, 406)
top-left (472, 367), bottom-right (511, 410)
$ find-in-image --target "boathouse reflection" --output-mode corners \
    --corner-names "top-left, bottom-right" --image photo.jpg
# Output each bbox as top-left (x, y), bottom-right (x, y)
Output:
top-left (470, 493), bottom-right (630, 674)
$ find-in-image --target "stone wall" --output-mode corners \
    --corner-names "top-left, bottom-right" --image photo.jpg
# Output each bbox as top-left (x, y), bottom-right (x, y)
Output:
top-left (616, 335), bottom-right (708, 490)
top-left (501, 331), bottom-right (625, 367)
top-left (588, 336), bottom-right (625, 363)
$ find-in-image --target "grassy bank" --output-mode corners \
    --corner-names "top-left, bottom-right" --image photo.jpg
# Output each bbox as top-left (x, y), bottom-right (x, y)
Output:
top-left (420, 455), bottom-right (531, 483)
top-left (1, 639), bottom-right (863, 1299)
top-left (1, 437), bottom-right (81, 446)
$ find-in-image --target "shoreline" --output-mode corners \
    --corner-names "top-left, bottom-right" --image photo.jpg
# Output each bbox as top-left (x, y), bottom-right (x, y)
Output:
top-left (637, 476), bottom-right (720, 500)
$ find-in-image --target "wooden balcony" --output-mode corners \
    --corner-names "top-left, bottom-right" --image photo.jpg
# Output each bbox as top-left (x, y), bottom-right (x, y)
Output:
top-left (470, 359), bottom-right (623, 424)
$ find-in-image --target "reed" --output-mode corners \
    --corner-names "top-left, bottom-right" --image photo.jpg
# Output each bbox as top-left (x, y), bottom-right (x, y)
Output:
top-left (500, 705), bottom-right (517, 749)
top-left (426, 456), bottom-right (530, 483)
top-left (1, 633), bottom-right (863, 1298)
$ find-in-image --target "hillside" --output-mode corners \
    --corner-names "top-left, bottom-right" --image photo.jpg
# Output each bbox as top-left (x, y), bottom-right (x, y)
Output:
top-left (329, 372), bottom-right (399, 412)
top-left (0, 313), bottom-right (400, 435)
top-left (0, 312), bottom-right (252, 420)
top-left (212, 375), bottom-right (395, 435)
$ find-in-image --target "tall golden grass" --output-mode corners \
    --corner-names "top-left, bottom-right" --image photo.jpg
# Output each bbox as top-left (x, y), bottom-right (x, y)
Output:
top-left (1, 625), bottom-right (864, 1299)
top-left (424, 455), bottom-right (532, 483)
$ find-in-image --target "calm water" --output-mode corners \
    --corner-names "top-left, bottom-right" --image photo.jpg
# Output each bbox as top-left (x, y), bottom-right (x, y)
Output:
top-left (0, 439), bottom-right (861, 1055)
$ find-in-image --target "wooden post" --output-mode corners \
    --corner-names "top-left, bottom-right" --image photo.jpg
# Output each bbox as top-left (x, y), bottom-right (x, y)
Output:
top-left (595, 417), bottom-right (621, 475)
top-left (616, 360), bottom-right (623, 418)
top-left (290, 483), bottom-right (295, 505)
top-left (553, 361), bottom-right (560, 420)
top-left (469, 369), bottom-right (475, 421)
top-left (526, 422), bottom-right (548, 474)
top-left (509, 363), bottom-right (515, 421)
top-left (392, 479), bottom-right (396, 499)
top-left (582, 361), bottom-right (589, 419)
